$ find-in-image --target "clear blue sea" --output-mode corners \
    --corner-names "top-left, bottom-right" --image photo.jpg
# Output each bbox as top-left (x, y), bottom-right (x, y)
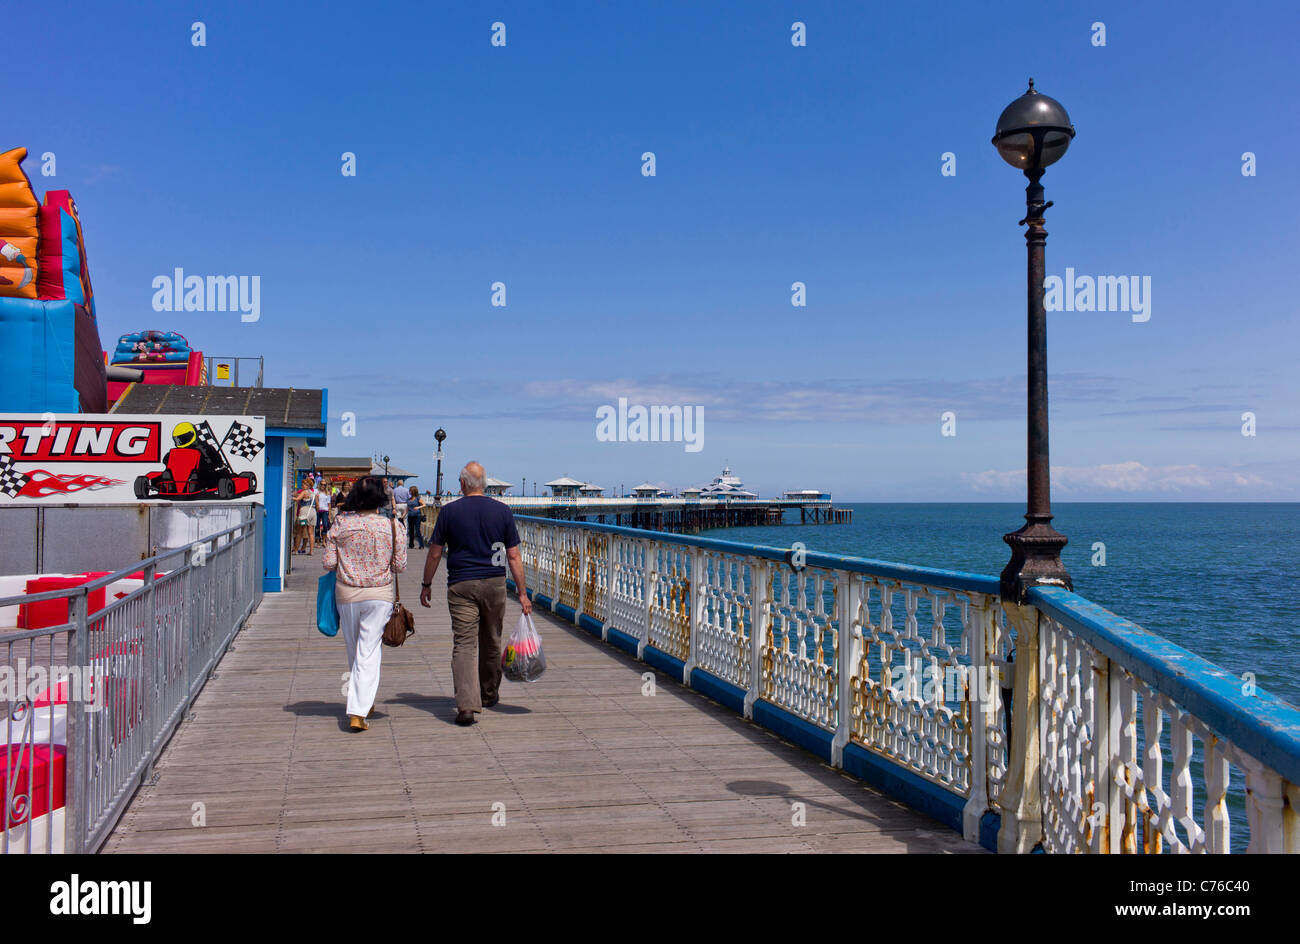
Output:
top-left (701, 503), bottom-right (1300, 709)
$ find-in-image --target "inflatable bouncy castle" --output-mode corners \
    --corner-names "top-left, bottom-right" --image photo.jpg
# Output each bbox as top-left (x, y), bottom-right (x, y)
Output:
top-left (0, 147), bottom-right (106, 413)
top-left (106, 329), bottom-right (206, 406)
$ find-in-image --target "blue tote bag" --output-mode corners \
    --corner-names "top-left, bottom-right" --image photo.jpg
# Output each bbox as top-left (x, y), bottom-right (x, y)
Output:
top-left (317, 572), bottom-right (340, 636)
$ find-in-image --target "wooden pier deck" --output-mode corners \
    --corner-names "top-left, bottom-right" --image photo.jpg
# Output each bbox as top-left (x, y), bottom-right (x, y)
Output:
top-left (104, 554), bottom-right (982, 854)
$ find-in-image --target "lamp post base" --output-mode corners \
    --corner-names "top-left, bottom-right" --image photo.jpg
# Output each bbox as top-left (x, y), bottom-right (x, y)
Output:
top-left (1000, 517), bottom-right (1071, 604)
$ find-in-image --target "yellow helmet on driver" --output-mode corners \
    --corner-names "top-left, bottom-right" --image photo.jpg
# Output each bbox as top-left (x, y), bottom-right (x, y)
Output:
top-left (172, 422), bottom-right (197, 448)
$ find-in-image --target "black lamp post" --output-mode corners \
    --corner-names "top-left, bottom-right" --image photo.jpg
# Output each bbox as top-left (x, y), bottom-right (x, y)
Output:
top-left (992, 79), bottom-right (1075, 604)
top-left (433, 428), bottom-right (446, 507)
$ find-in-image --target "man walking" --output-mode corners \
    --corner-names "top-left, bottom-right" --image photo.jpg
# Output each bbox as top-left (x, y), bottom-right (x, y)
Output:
top-left (392, 479), bottom-right (411, 524)
top-left (419, 462), bottom-right (532, 725)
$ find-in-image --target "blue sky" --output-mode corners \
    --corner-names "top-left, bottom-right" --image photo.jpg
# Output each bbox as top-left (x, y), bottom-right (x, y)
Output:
top-left (12, 0), bottom-right (1299, 499)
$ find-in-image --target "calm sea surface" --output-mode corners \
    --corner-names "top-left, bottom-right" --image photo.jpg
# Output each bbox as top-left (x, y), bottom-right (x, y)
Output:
top-left (701, 503), bottom-right (1300, 709)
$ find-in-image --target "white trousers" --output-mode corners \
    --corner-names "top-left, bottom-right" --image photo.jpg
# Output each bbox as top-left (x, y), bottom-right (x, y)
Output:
top-left (339, 600), bottom-right (392, 717)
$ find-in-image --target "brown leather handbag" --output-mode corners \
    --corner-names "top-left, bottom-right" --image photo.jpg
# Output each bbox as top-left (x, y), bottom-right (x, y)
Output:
top-left (383, 514), bottom-right (415, 647)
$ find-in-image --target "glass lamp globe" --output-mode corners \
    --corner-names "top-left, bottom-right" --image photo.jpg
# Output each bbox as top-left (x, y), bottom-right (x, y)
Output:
top-left (992, 79), bottom-right (1075, 170)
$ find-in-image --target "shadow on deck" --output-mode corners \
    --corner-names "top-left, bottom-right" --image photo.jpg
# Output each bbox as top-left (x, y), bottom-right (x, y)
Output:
top-left (105, 554), bottom-right (984, 854)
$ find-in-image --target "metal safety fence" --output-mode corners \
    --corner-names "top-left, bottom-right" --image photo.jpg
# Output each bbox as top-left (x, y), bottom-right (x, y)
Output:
top-left (2, 516), bottom-right (262, 853)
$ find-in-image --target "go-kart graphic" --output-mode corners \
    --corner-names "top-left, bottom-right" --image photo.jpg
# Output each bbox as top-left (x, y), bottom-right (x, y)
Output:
top-left (133, 420), bottom-right (261, 501)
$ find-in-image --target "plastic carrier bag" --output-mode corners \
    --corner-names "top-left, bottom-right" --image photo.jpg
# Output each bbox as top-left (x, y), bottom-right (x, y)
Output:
top-left (502, 613), bottom-right (547, 682)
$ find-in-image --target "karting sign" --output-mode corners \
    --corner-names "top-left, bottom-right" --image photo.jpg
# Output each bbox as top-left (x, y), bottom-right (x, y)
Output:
top-left (0, 414), bottom-right (265, 504)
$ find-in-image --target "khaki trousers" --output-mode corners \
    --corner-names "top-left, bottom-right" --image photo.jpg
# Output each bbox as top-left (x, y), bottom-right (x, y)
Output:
top-left (447, 577), bottom-right (507, 711)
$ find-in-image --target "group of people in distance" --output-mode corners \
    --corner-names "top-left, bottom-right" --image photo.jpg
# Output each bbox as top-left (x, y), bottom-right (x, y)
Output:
top-left (322, 462), bottom-right (532, 731)
top-left (293, 476), bottom-right (430, 554)
top-left (291, 476), bottom-right (342, 554)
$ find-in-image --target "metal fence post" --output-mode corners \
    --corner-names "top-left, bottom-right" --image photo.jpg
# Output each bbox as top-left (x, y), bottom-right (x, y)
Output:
top-left (183, 543), bottom-right (202, 717)
top-left (140, 560), bottom-right (158, 784)
top-left (997, 601), bottom-right (1043, 854)
top-left (831, 573), bottom-right (861, 769)
top-left (577, 531), bottom-right (587, 623)
top-left (963, 594), bottom-right (995, 843)
top-left (1243, 767), bottom-right (1290, 853)
top-left (603, 535), bottom-right (615, 641)
top-left (639, 540), bottom-right (653, 660)
top-left (547, 529), bottom-right (557, 604)
top-left (1089, 651), bottom-right (1111, 854)
top-left (745, 560), bottom-right (772, 720)
top-left (682, 547), bottom-right (703, 685)
top-left (64, 590), bottom-right (89, 853)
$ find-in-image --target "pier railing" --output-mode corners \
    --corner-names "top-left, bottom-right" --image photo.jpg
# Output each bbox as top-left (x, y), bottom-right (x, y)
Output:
top-left (2, 515), bottom-right (262, 853)
top-left (511, 515), bottom-right (1300, 854)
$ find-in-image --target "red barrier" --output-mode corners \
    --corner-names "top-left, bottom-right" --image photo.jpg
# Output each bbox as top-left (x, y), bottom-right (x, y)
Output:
top-left (0, 743), bottom-right (66, 822)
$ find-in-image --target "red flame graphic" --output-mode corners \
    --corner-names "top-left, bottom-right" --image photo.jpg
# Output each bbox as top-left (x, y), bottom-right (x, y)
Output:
top-left (18, 470), bottom-right (127, 498)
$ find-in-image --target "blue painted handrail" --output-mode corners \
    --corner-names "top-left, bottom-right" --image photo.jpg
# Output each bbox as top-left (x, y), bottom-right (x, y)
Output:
top-left (514, 514), bottom-right (1000, 596)
top-left (517, 514), bottom-right (1300, 787)
top-left (1029, 585), bottom-right (1300, 787)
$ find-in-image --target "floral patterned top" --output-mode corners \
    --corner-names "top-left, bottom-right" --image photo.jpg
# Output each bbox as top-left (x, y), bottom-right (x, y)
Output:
top-left (324, 512), bottom-right (408, 603)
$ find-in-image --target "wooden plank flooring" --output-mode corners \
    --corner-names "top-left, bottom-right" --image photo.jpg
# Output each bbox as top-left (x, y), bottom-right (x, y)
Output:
top-left (104, 551), bottom-right (984, 854)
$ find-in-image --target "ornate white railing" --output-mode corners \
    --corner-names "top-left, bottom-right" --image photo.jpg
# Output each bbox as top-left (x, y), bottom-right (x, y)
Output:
top-left (511, 515), bottom-right (1300, 854)
top-left (1024, 589), bottom-right (1300, 854)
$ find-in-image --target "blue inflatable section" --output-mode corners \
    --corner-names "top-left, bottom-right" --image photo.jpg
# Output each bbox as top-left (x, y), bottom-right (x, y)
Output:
top-left (0, 297), bottom-right (85, 412)
top-left (110, 329), bottom-right (193, 365)
top-left (117, 330), bottom-right (186, 346)
top-left (51, 209), bottom-right (86, 306)
top-left (112, 348), bottom-right (190, 362)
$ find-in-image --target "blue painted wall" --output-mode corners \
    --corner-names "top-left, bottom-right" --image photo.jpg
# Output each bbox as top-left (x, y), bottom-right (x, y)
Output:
top-left (263, 435), bottom-right (286, 592)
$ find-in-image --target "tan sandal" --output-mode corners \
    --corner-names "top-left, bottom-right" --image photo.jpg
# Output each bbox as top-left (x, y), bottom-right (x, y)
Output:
top-left (349, 714), bottom-right (368, 731)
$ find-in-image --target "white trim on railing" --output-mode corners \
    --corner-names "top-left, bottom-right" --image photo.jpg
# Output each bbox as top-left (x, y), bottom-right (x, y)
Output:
top-left (511, 515), bottom-right (1300, 854)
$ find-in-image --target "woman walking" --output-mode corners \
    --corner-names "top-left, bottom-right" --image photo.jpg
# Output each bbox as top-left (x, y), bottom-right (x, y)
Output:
top-left (323, 476), bottom-right (408, 731)
top-left (293, 480), bottom-right (315, 554)
top-left (407, 485), bottom-right (426, 549)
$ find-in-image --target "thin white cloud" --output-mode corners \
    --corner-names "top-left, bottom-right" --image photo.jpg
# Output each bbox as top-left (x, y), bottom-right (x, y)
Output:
top-left (964, 460), bottom-right (1278, 496)
top-left (517, 372), bottom-right (1120, 424)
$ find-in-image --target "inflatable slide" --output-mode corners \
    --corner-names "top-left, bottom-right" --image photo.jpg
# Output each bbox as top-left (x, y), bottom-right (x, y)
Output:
top-left (106, 329), bottom-right (206, 405)
top-left (0, 147), bottom-right (106, 413)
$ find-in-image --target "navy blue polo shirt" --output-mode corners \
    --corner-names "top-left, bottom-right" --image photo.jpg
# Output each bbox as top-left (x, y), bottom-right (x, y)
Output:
top-left (430, 495), bottom-right (520, 585)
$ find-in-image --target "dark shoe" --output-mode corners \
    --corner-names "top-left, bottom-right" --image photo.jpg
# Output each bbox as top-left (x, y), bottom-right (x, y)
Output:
top-left (482, 695), bottom-right (499, 708)
top-left (455, 710), bottom-right (476, 726)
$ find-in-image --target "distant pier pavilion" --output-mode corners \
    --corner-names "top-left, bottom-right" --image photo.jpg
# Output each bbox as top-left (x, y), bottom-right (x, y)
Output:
top-left (467, 494), bottom-right (850, 532)
top-left (444, 466), bottom-right (852, 532)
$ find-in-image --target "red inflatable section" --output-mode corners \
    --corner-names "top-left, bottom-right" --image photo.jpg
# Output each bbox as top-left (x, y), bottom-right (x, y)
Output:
top-left (0, 744), bottom-right (66, 824)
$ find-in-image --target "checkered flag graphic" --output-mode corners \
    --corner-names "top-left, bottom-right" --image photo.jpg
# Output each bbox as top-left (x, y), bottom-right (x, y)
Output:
top-left (222, 422), bottom-right (264, 461)
top-left (196, 421), bottom-right (223, 454)
top-left (0, 455), bottom-right (30, 499)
